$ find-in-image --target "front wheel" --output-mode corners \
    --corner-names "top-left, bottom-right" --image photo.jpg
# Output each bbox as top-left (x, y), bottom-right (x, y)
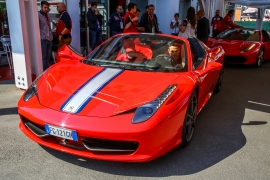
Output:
top-left (255, 48), bottom-right (264, 68)
top-left (181, 91), bottom-right (198, 147)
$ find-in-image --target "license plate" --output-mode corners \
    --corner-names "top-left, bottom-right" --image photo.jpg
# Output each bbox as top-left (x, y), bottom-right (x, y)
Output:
top-left (44, 124), bottom-right (78, 141)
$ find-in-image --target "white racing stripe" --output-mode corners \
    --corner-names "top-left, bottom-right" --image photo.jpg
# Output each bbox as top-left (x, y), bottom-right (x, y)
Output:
top-left (61, 68), bottom-right (123, 113)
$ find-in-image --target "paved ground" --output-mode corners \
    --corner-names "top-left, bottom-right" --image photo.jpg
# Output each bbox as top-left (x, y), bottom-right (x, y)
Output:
top-left (0, 62), bottom-right (270, 180)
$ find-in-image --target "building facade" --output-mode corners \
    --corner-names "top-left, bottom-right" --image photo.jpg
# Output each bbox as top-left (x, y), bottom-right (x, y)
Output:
top-left (3, 0), bottom-right (270, 89)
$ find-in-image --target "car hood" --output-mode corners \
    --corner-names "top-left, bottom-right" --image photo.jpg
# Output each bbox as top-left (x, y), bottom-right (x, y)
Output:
top-left (212, 39), bottom-right (260, 53)
top-left (37, 61), bottom-right (180, 117)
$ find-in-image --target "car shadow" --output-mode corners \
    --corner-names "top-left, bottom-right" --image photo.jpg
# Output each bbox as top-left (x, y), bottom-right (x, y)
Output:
top-left (0, 107), bottom-right (18, 116)
top-left (0, 79), bottom-right (15, 85)
top-left (42, 62), bottom-right (270, 177)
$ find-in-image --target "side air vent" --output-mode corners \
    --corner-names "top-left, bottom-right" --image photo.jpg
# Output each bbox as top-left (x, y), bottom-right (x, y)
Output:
top-left (24, 122), bottom-right (48, 137)
top-left (82, 138), bottom-right (139, 153)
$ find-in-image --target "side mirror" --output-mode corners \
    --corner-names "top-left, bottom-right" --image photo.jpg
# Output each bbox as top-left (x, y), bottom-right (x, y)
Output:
top-left (194, 69), bottom-right (207, 77)
top-left (207, 61), bottom-right (222, 69)
top-left (58, 51), bottom-right (74, 59)
top-left (56, 44), bottom-right (85, 63)
top-left (194, 61), bottom-right (222, 77)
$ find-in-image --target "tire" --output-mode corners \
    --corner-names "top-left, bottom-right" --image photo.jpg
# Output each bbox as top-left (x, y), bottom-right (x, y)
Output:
top-left (255, 48), bottom-right (264, 68)
top-left (181, 91), bottom-right (198, 147)
top-left (214, 66), bottom-right (224, 93)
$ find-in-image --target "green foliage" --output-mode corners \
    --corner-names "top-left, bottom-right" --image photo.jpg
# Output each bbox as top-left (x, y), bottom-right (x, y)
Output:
top-left (0, 3), bottom-right (6, 12)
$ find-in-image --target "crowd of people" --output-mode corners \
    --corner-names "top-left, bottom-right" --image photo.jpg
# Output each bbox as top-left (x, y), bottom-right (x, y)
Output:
top-left (38, 1), bottom-right (244, 71)
top-left (108, 3), bottom-right (243, 42)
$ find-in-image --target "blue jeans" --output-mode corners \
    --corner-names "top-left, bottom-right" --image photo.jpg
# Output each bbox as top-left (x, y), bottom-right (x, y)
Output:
top-left (41, 39), bottom-right (52, 71)
top-left (90, 30), bottom-right (102, 50)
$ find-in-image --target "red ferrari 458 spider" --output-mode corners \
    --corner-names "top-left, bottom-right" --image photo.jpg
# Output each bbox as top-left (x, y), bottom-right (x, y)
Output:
top-left (18, 33), bottom-right (224, 162)
top-left (208, 28), bottom-right (270, 67)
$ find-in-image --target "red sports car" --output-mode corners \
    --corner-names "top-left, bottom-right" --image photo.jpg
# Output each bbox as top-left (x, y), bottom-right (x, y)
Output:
top-left (18, 34), bottom-right (224, 162)
top-left (208, 28), bottom-right (270, 67)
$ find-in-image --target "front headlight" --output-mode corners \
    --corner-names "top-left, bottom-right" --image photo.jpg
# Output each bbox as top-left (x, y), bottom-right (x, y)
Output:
top-left (132, 85), bottom-right (177, 124)
top-left (240, 44), bottom-right (256, 53)
top-left (23, 69), bottom-right (48, 102)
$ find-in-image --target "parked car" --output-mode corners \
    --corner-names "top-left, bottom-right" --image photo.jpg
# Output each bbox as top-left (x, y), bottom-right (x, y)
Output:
top-left (18, 33), bottom-right (224, 162)
top-left (207, 28), bottom-right (270, 67)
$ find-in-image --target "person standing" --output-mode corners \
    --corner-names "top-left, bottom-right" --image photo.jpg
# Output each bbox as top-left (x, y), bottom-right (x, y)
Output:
top-left (87, 3), bottom-right (103, 50)
top-left (56, 3), bottom-right (72, 50)
top-left (196, 9), bottom-right (210, 43)
top-left (145, 6), bottom-right (149, 13)
top-left (139, 4), bottom-right (159, 33)
top-left (170, 13), bottom-right (181, 36)
top-left (178, 7), bottom-right (197, 39)
top-left (135, 9), bottom-right (145, 32)
top-left (211, 10), bottom-right (223, 37)
top-left (108, 5), bottom-right (124, 36)
top-left (135, 8), bottom-right (141, 18)
top-left (219, 10), bottom-right (243, 33)
top-left (38, 1), bottom-right (53, 70)
top-left (123, 2), bottom-right (138, 33)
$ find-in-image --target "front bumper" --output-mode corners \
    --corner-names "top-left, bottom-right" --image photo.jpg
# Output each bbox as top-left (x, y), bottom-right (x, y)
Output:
top-left (18, 94), bottom-right (186, 162)
top-left (224, 48), bottom-right (260, 65)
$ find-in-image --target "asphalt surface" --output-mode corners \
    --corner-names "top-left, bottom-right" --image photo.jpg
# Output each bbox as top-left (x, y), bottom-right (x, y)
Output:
top-left (0, 62), bottom-right (270, 180)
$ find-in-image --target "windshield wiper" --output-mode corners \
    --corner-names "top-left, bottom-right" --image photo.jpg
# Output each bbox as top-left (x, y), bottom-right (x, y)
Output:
top-left (99, 64), bottom-right (134, 70)
top-left (82, 59), bottom-right (97, 66)
top-left (99, 64), bottom-right (155, 72)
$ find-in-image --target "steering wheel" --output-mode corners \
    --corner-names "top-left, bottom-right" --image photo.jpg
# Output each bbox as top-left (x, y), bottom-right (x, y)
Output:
top-left (152, 54), bottom-right (183, 71)
top-left (154, 54), bottom-right (172, 62)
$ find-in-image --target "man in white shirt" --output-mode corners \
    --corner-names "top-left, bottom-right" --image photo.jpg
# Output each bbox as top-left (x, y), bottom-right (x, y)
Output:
top-left (170, 13), bottom-right (181, 36)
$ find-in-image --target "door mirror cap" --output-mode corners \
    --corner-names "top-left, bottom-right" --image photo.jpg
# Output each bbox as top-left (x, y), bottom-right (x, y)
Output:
top-left (58, 51), bottom-right (73, 59)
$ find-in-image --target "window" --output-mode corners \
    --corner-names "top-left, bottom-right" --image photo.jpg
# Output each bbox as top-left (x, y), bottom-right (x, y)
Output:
top-left (187, 37), bottom-right (206, 70)
top-left (87, 34), bottom-right (188, 73)
top-left (217, 29), bottom-right (261, 42)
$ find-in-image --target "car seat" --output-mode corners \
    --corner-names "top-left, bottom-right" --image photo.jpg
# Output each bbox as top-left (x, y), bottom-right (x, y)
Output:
top-left (134, 38), bottom-right (152, 59)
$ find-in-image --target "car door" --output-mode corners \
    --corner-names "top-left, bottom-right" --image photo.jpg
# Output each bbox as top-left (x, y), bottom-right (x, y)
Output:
top-left (188, 38), bottom-right (220, 108)
top-left (262, 30), bottom-right (270, 59)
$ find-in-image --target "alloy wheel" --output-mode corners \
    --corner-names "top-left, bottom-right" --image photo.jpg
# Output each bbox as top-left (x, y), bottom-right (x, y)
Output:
top-left (185, 93), bottom-right (197, 142)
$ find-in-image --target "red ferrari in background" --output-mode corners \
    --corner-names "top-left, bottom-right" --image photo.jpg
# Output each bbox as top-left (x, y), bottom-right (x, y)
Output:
top-left (207, 28), bottom-right (270, 67)
top-left (18, 33), bottom-right (224, 162)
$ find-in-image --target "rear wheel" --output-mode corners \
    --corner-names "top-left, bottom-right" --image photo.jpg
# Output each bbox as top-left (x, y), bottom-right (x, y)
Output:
top-left (181, 91), bottom-right (198, 147)
top-left (255, 48), bottom-right (264, 67)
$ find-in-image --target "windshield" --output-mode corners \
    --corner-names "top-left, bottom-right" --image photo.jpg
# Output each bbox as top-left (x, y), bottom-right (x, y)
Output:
top-left (217, 29), bottom-right (261, 41)
top-left (86, 34), bottom-right (188, 72)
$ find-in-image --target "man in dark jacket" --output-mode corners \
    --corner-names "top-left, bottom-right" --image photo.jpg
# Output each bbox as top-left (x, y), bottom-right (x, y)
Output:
top-left (196, 10), bottom-right (210, 43)
top-left (87, 2), bottom-right (103, 50)
top-left (139, 4), bottom-right (159, 33)
top-left (108, 5), bottom-right (124, 36)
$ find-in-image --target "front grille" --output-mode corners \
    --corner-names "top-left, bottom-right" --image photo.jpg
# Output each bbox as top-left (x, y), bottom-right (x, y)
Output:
top-left (21, 115), bottom-right (139, 154)
top-left (225, 56), bottom-right (246, 63)
top-left (82, 138), bottom-right (139, 153)
top-left (21, 116), bottom-right (48, 137)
